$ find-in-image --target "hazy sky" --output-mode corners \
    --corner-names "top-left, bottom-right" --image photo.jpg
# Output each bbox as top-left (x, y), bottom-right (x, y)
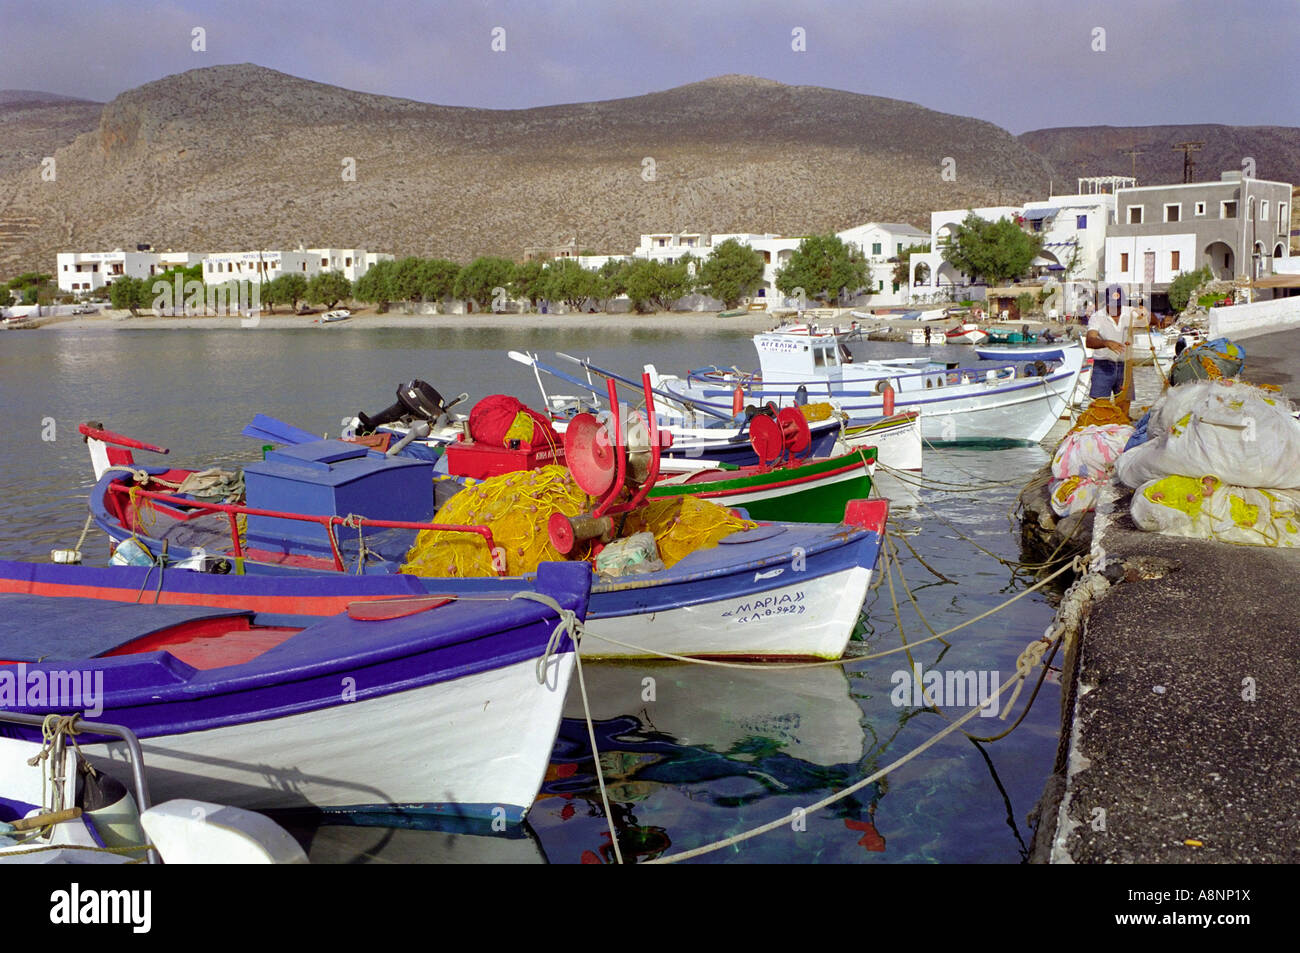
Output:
top-left (2, 0), bottom-right (1297, 133)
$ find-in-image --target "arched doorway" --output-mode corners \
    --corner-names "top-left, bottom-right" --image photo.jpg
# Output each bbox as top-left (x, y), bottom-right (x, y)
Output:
top-left (1203, 241), bottom-right (1234, 279)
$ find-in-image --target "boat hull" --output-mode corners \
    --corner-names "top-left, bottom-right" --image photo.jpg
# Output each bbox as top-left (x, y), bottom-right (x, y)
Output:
top-left (649, 451), bottom-right (874, 523)
top-left (0, 561), bottom-right (587, 819)
top-left (88, 652), bottom-right (574, 820)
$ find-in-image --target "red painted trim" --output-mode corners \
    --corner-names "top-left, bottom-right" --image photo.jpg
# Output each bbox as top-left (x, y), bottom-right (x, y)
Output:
top-left (100, 618), bottom-right (301, 670)
top-left (79, 424), bottom-right (169, 455)
top-left (0, 577), bottom-right (368, 617)
top-left (844, 498), bottom-right (890, 533)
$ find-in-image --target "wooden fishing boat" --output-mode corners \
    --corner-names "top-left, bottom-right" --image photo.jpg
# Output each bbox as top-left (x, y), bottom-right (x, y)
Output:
top-left (78, 421), bottom-right (890, 661)
top-left (656, 330), bottom-right (1085, 446)
top-left (974, 343), bottom-right (1069, 362)
top-left (0, 558), bottom-right (589, 820)
top-left (944, 323), bottom-right (990, 345)
top-left (652, 445), bottom-right (876, 522)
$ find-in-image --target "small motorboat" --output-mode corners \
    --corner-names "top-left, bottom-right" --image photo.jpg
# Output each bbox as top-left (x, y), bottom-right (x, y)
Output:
top-left (316, 309), bottom-right (352, 324)
top-left (944, 323), bottom-right (990, 345)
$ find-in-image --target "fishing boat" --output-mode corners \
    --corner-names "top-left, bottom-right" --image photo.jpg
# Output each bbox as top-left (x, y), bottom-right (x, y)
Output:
top-left (657, 329), bottom-right (1086, 446)
top-left (944, 323), bottom-right (990, 345)
top-left (649, 409), bottom-right (877, 522)
top-left (0, 557), bottom-right (589, 820)
top-left (510, 351), bottom-right (843, 467)
top-left (1, 712), bottom-right (307, 863)
top-left (974, 342), bottom-right (1069, 362)
top-left (837, 409), bottom-right (923, 470)
top-left (908, 327), bottom-right (948, 346)
top-left (316, 309), bottom-right (351, 323)
top-left (78, 420), bottom-right (890, 660)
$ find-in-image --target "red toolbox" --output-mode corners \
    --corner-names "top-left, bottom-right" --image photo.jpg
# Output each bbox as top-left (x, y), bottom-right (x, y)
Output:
top-left (444, 437), bottom-right (566, 479)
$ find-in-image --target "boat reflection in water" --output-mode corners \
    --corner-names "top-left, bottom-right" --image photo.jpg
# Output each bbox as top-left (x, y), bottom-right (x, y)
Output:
top-left (533, 660), bottom-right (896, 863)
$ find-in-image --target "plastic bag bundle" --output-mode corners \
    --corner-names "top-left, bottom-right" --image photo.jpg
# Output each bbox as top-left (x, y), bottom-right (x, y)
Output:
top-left (594, 532), bottom-right (665, 577)
top-left (1050, 475), bottom-right (1105, 518)
top-left (1052, 424), bottom-right (1134, 481)
top-left (1131, 474), bottom-right (1300, 547)
top-left (1115, 380), bottom-right (1300, 490)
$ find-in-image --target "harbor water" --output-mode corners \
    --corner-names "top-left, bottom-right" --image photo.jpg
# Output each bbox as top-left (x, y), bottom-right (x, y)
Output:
top-left (0, 323), bottom-right (1068, 863)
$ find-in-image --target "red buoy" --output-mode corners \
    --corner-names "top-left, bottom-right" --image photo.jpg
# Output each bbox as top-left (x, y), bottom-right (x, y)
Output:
top-left (882, 382), bottom-right (895, 417)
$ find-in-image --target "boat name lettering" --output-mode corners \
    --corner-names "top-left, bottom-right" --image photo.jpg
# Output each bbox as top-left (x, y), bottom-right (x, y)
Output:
top-left (721, 591), bottom-right (806, 618)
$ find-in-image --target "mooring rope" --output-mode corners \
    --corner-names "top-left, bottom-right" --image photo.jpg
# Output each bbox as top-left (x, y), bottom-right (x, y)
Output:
top-left (510, 591), bottom-right (623, 865)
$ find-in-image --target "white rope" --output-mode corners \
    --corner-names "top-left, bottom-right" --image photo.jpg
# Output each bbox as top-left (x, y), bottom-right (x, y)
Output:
top-left (510, 591), bottom-right (624, 865)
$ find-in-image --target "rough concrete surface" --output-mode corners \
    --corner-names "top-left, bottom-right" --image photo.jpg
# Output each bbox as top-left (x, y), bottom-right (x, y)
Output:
top-left (1032, 325), bottom-right (1300, 863)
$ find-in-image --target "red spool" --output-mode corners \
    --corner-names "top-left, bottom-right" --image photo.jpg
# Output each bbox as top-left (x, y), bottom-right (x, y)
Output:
top-left (775, 406), bottom-right (811, 457)
top-left (563, 414), bottom-right (616, 497)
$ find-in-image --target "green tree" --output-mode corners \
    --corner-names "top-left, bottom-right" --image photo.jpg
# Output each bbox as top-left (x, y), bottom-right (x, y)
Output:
top-left (305, 271), bottom-right (352, 309)
top-left (108, 276), bottom-right (150, 315)
top-left (541, 259), bottom-right (606, 312)
top-left (353, 259), bottom-right (396, 311)
top-left (941, 214), bottom-right (1042, 285)
top-left (510, 260), bottom-right (547, 310)
top-left (774, 234), bottom-right (870, 305)
top-left (418, 259), bottom-right (460, 310)
top-left (1168, 265), bottom-right (1213, 312)
top-left (698, 239), bottom-right (765, 308)
top-left (277, 272), bottom-right (308, 311)
top-left (0, 287), bottom-right (13, 308)
top-left (623, 258), bottom-right (695, 313)
top-left (892, 243), bottom-right (931, 289)
top-left (454, 257), bottom-right (516, 312)
top-left (391, 257), bottom-right (427, 306)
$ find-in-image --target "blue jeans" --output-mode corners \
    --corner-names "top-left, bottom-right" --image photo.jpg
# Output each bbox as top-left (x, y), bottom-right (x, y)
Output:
top-left (1090, 358), bottom-right (1126, 399)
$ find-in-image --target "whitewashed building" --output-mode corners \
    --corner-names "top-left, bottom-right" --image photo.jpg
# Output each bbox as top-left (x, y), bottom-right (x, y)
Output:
top-left (836, 222), bottom-right (929, 304)
top-left (56, 250), bottom-right (204, 293)
top-left (201, 247), bottom-right (392, 286)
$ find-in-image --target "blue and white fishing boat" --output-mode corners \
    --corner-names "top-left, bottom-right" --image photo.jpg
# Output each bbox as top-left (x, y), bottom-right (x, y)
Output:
top-left (79, 426), bottom-right (890, 660)
top-left (0, 558), bottom-right (589, 821)
top-left (656, 328), bottom-right (1086, 446)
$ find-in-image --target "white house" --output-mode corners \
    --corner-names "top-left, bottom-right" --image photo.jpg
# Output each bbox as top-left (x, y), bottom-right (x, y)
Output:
top-left (836, 222), bottom-right (929, 305)
top-left (201, 247), bottom-right (392, 286)
top-left (56, 250), bottom-right (203, 294)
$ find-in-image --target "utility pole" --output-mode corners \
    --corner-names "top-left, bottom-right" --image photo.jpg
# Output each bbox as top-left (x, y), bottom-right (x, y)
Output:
top-left (1119, 147), bottom-right (1144, 183)
top-left (1172, 141), bottom-right (1204, 183)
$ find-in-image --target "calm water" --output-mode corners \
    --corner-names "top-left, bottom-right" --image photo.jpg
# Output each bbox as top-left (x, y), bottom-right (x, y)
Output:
top-left (0, 323), bottom-right (1064, 863)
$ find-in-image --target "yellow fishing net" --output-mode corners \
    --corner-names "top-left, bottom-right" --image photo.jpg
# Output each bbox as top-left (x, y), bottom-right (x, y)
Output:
top-left (400, 465), bottom-right (757, 577)
top-left (503, 411), bottom-right (536, 444)
top-left (1068, 396), bottom-right (1131, 436)
top-left (799, 402), bottom-right (834, 422)
top-left (620, 495), bottom-right (756, 568)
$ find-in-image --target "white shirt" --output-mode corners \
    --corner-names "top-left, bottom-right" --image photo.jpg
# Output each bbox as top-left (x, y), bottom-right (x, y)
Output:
top-left (1087, 307), bottom-right (1135, 346)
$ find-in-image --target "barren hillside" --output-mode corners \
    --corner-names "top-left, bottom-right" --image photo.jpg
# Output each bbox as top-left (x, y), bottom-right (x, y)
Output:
top-left (0, 65), bottom-right (1052, 272)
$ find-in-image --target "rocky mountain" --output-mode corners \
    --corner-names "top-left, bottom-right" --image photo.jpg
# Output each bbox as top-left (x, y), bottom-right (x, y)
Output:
top-left (2, 66), bottom-right (1297, 276)
top-left (0, 65), bottom-right (1053, 273)
top-left (1018, 124), bottom-right (1300, 191)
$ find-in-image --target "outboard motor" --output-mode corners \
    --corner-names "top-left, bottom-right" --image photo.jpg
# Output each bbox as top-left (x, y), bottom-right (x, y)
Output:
top-left (356, 380), bottom-right (446, 434)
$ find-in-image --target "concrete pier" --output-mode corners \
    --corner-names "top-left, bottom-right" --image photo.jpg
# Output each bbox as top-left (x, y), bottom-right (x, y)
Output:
top-left (1031, 327), bottom-right (1300, 863)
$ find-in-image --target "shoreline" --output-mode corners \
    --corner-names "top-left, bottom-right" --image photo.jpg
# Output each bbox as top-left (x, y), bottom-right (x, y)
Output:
top-left (25, 309), bottom-right (787, 333)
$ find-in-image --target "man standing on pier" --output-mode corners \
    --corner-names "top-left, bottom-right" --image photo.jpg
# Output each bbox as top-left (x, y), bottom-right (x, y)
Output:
top-left (1085, 285), bottom-right (1147, 401)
